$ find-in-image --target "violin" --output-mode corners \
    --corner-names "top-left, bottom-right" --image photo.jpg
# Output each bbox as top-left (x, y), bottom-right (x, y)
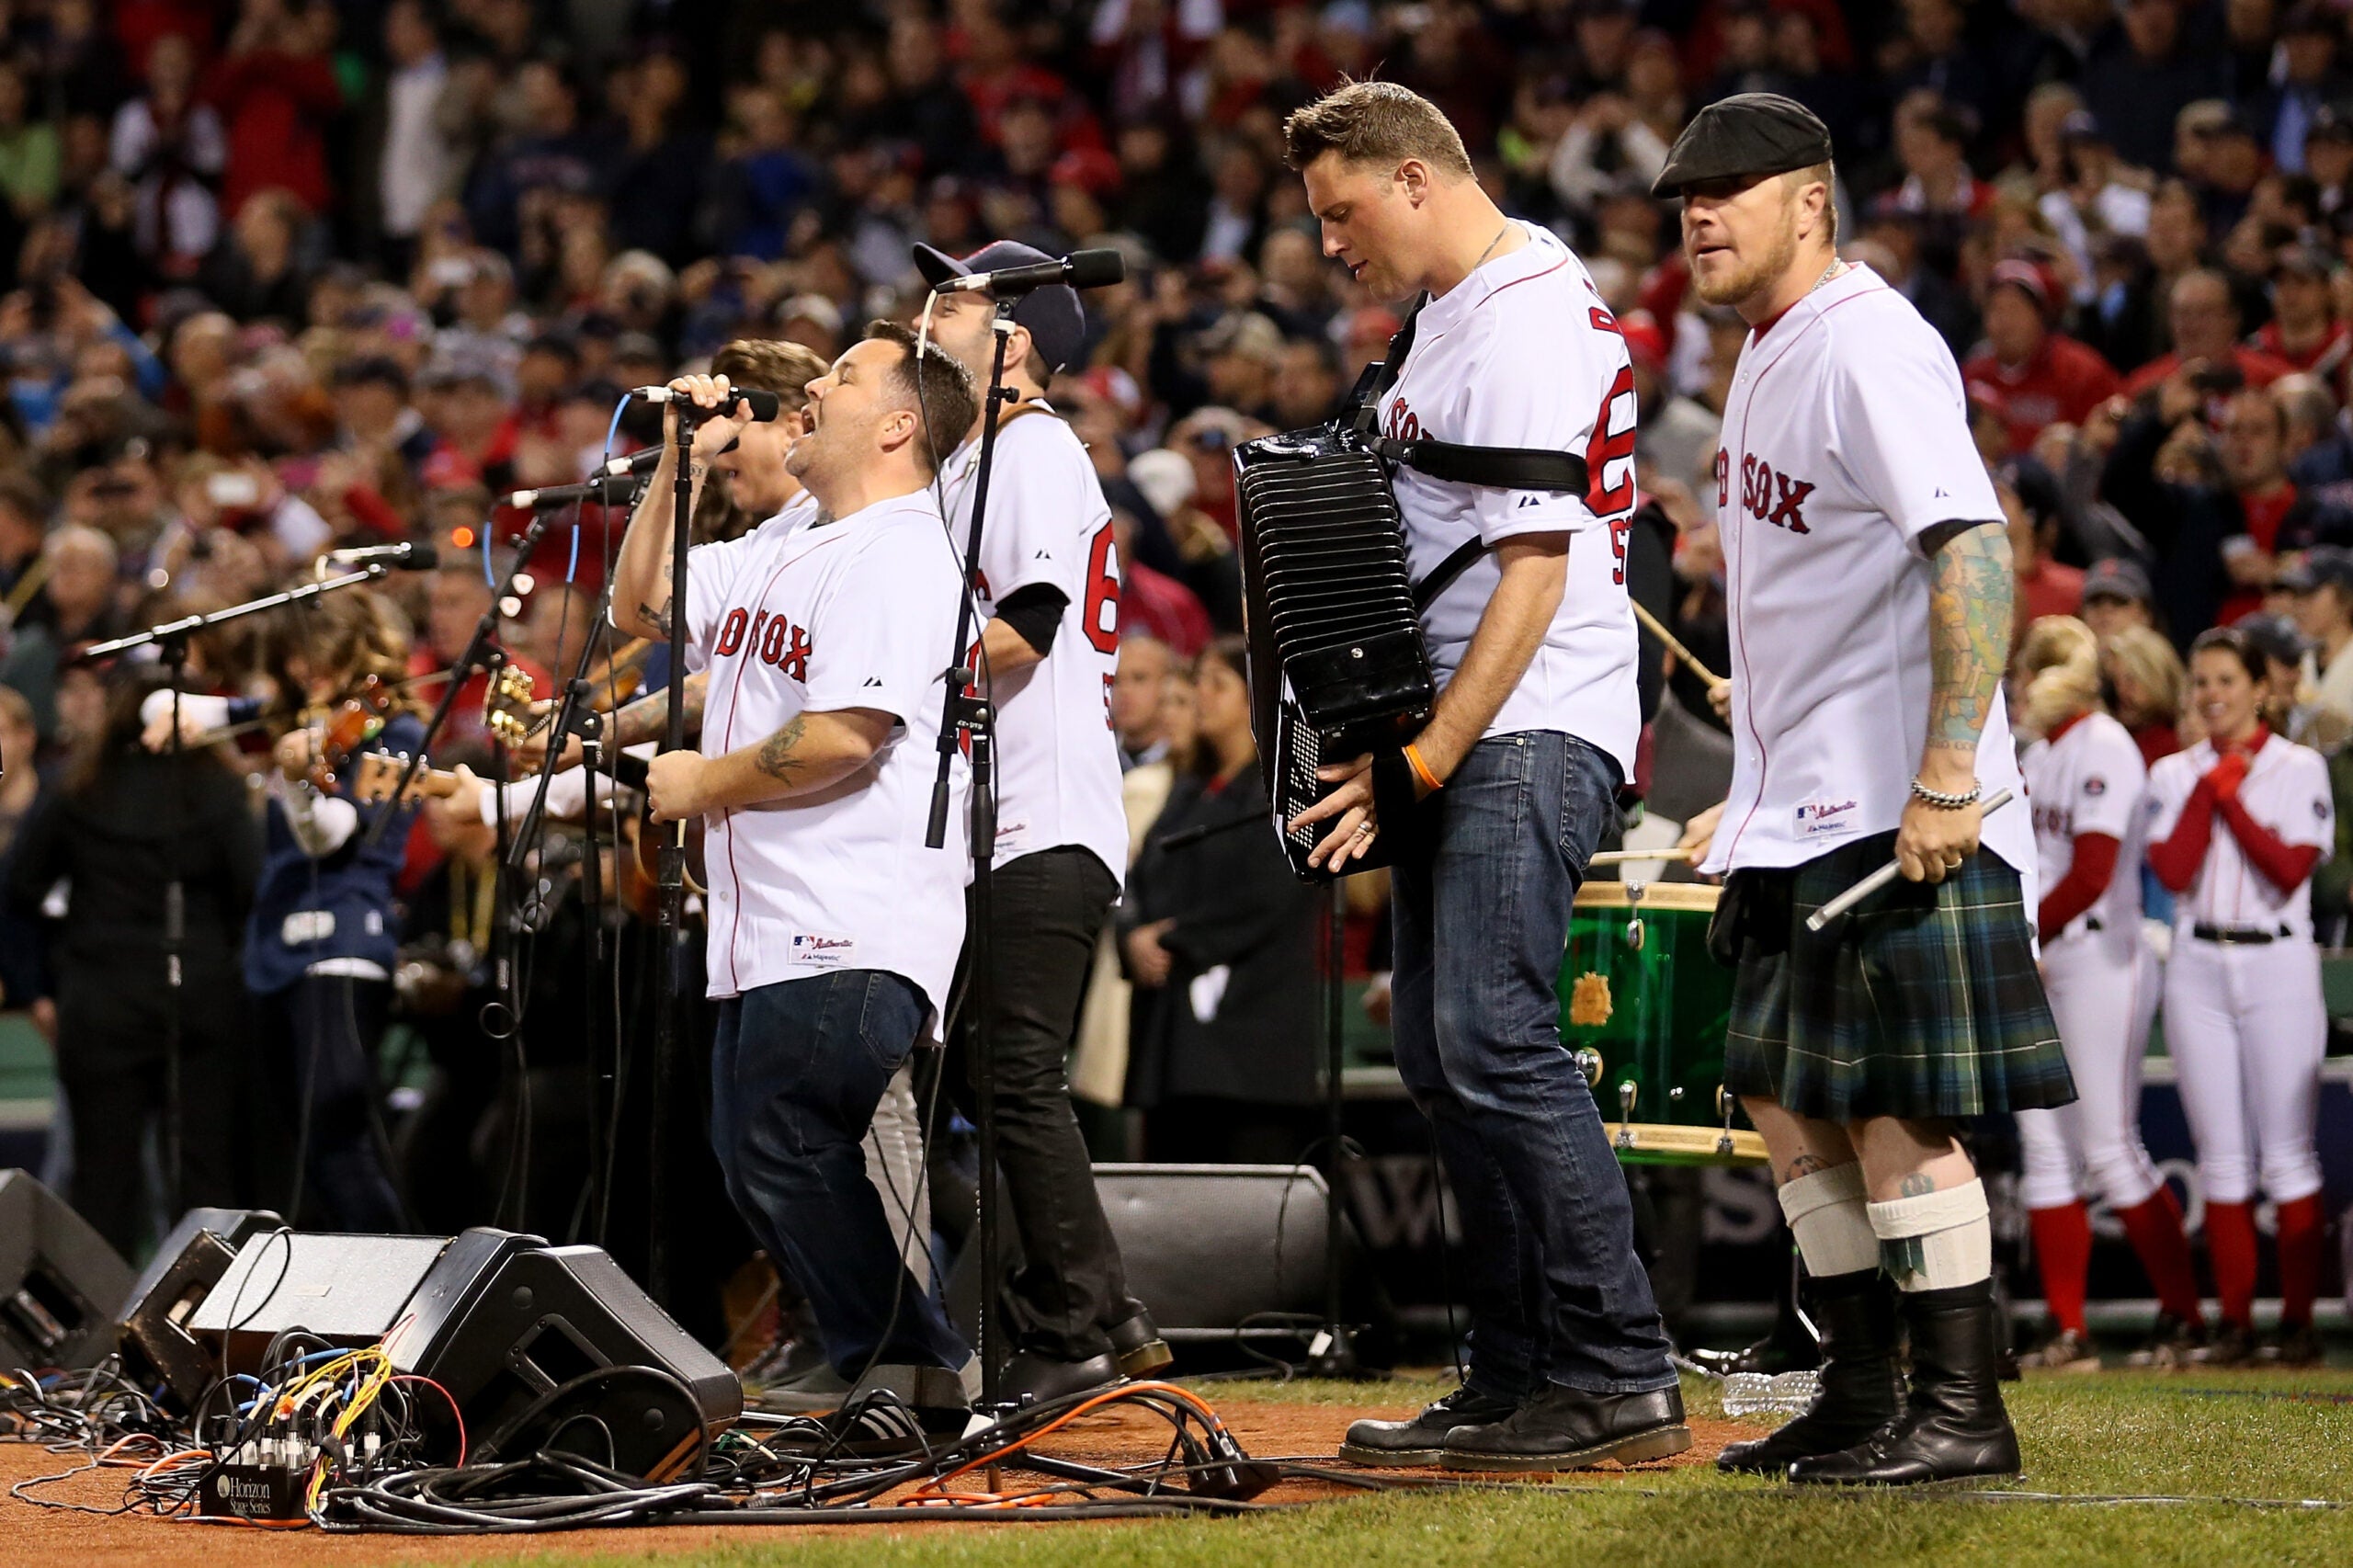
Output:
top-left (306, 675), bottom-right (398, 792)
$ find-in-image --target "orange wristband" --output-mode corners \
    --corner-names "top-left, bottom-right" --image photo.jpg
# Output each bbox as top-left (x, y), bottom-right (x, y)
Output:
top-left (1404, 743), bottom-right (1443, 793)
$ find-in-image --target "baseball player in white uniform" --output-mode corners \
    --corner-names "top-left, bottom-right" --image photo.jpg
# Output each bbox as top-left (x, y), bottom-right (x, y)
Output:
top-left (2143, 625), bottom-right (2333, 1369)
top-left (1662, 95), bottom-right (2070, 1486)
top-left (2009, 619), bottom-right (2205, 1371)
top-left (911, 239), bottom-right (1168, 1403)
top-left (1278, 82), bottom-right (1685, 1475)
top-left (608, 323), bottom-right (985, 1452)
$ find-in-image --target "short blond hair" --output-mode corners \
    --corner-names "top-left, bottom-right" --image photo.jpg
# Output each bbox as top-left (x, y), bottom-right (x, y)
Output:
top-left (1283, 81), bottom-right (1473, 178)
top-left (1784, 161), bottom-right (1837, 244)
top-left (710, 337), bottom-right (829, 416)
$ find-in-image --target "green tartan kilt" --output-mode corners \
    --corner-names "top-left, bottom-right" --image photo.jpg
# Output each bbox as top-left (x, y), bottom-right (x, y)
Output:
top-left (1722, 832), bottom-right (2076, 1123)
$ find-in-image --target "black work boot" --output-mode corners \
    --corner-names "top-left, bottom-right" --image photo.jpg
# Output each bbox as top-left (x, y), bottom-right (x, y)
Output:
top-left (1718, 1268), bottom-right (1904, 1475)
top-left (1107, 1309), bottom-right (1175, 1379)
top-left (1439, 1384), bottom-right (1691, 1472)
top-left (1789, 1279), bottom-right (2022, 1486)
top-left (1338, 1384), bottom-right (1523, 1468)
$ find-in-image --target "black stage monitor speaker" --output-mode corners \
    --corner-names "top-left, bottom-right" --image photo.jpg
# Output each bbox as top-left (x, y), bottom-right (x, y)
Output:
top-left (184, 1229), bottom-right (492, 1374)
top-left (386, 1242), bottom-right (741, 1482)
top-left (1094, 1165), bottom-right (1334, 1342)
top-left (116, 1208), bottom-right (285, 1406)
top-left (0, 1169), bottom-right (134, 1369)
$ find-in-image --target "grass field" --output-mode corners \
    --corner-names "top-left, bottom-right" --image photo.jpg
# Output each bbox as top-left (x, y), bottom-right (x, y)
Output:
top-left (439, 1369), bottom-right (2353, 1568)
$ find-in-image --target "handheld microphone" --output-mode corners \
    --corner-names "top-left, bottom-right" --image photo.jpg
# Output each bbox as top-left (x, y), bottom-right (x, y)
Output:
top-left (930, 248), bottom-right (1125, 295)
top-left (325, 540), bottom-right (439, 570)
top-left (503, 447), bottom-right (667, 509)
top-left (629, 386), bottom-right (782, 422)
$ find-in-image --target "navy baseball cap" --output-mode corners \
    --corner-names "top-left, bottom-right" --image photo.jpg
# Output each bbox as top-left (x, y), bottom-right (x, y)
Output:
top-left (2279, 544), bottom-right (2353, 595)
top-left (2081, 556), bottom-right (2154, 606)
top-left (912, 241), bottom-right (1087, 375)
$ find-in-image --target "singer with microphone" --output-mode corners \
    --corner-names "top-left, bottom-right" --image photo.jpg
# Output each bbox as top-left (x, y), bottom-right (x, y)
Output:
top-left (609, 327), bottom-right (989, 1449)
top-left (913, 239), bottom-right (1170, 1403)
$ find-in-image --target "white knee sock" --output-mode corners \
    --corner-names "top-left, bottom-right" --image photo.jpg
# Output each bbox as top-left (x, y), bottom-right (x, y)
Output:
top-left (1778, 1163), bottom-right (1879, 1278)
top-left (1868, 1178), bottom-right (1992, 1291)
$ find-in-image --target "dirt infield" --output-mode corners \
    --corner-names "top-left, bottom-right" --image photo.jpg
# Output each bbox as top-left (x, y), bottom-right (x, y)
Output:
top-left (0, 1395), bottom-right (1744, 1564)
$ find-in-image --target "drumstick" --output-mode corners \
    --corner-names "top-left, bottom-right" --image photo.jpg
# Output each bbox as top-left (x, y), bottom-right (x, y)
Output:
top-left (1803, 789), bottom-right (2016, 933)
top-left (1630, 599), bottom-right (1726, 691)
top-left (1589, 846), bottom-right (1701, 866)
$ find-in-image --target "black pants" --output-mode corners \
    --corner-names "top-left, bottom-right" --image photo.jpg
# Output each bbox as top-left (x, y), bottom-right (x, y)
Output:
top-left (259, 974), bottom-right (404, 1233)
top-left (948, 846), bottom-right (1139, 1362)
top-left (58, 1044), bottom-right (244, 1258)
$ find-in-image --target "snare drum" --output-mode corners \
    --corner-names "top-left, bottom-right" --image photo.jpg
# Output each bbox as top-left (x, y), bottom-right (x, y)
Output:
top-left (1556, 881), bottom-right (1766, 1165)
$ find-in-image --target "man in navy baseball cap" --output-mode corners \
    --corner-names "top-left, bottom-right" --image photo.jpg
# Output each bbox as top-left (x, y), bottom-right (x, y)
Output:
top-left (913, 242), bottom-right (1088, 380)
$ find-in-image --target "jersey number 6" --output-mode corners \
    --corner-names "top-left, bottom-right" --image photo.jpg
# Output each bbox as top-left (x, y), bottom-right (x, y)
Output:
top-left (1083, 520), bottom-right (1121, 654)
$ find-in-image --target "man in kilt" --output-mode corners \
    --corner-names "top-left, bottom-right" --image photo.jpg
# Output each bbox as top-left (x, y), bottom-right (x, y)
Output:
top-left (1662, 96), bottom-right (2075, 1485)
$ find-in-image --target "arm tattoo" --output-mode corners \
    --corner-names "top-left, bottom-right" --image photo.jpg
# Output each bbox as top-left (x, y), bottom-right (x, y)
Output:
top-left (636, 600), bottom-right (674, 638)
top-left (613, 679), bottom-right (704, 746)
top-left (753, 715), bottom-right (810, 784)
top-left (1897, 1171), bottom-right (1938, 1197)
top-left (1922, 520), bottom-right (2013, 754)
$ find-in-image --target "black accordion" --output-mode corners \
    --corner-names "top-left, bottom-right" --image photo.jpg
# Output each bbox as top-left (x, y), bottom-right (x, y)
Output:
top-left (1234, 424), bottom-right (1436, 881)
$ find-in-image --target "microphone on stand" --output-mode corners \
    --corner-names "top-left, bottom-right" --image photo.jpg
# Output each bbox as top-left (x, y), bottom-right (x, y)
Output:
top-left (928, 248), bottom-right (1125, 295)
top-left (628, 385), bottom-right (782, 421)
top-left (324, 541), bottom-right (440, 570)
top-left (503, 446), bottom-right (679, 509)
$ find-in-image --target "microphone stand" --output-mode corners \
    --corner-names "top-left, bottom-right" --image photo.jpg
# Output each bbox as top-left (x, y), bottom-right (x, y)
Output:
top-left (80, 566), bottom-right (391, 1231)
top-left (649, 407), bottom-right (699, 1307)
top-left (506, 579), bottom-right (622, 1244)
top-left (925, 296), bottom-right (1015, 1415)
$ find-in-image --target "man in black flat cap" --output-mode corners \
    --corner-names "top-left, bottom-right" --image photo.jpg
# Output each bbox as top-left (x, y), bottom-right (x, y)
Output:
top-left (910, 241), bottom-right (1171, 1404)
top-left (1658, 94), bottom-right (2066, 1487)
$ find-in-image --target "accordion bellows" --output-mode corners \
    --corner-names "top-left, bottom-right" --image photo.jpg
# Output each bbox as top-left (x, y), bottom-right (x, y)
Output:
top-left (1234, 425), bottom-right (1437, 879)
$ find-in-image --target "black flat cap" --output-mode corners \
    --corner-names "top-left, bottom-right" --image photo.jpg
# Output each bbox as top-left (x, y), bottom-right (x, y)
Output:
top-left (1652, 93), bottom-right (1834, 199)
top-left (913, 241), bottom-right (1086, 375)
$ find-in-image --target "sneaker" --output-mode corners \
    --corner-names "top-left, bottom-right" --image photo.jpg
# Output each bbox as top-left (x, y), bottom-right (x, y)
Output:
top-left (2121, 1312), bottom-right (2206, 1370)
top-left (2191, 1321), bottom-right (2258, 1368)
top-left (2016, 1327), bottom-right (2101, 1373)
top-left (748, 1358), bottom-right (854, 1415)
top-left (1339, 1384), bottom-right (1524, 1468)
top-left (768, 1395), bottom-right (967, 1461)
top-left (2257, 1323), bottom-right (2325, 1369)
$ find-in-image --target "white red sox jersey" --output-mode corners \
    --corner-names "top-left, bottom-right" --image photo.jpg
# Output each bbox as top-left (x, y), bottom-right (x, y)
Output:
top-left (681, 489), bottom-right (971, 1037)
top-left (1699, 264), bottom-right (2035, 884)
top-left (941, 403), bottom-right (1129, 881)
top-left (2022, 711), bottom-right (2145, 947)
top-left (1377, 222), bottom-right (1641, 775)
top-left (2146, 734), bottom-right (2332, 937)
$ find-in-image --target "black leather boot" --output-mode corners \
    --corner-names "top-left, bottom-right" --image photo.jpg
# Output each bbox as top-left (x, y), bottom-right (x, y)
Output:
top-left (1717, 1267), bottom-right (1904, 1475)
top-left (1788, 1279), bottom-right (2022, 1486)
top-left (1438, 1384), bottom-right (1691, 1472)
top-left (1339, 1385), bottom-right (1523, 1468)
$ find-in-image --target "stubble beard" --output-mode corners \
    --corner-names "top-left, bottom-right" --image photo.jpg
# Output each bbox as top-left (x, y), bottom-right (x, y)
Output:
top-left (1688, 211), bottom-right (1803, 312)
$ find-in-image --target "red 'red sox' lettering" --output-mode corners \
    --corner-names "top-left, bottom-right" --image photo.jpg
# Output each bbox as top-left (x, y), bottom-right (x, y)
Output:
top-left (714, 605), bottom-right (817, 678)
top-left (1734, 453), bottom-right (1814, 535)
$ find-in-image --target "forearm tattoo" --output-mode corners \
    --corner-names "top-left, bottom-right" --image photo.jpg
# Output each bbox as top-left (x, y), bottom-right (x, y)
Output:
top-left (754, 715), bottom-right (810, 784)
top-left (614, 678), bottom-right (704, 746)
top-left (1922, 521), bottom-right (2012, 754)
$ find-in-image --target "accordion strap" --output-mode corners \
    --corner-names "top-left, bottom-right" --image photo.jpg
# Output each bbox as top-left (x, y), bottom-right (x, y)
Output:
top-left (1357, 291), bottom-right (1595, 614)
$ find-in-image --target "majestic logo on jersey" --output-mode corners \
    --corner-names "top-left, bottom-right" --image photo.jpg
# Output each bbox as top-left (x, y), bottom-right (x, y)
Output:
top-left (1738, 455), bottom-right (1814, 534)
top-left (712, 606), bottom-right (813, 679)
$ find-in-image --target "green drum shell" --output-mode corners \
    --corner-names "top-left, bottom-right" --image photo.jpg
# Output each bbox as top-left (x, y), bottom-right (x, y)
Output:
top-left (1556, 881), bottom-right (1764, 1165)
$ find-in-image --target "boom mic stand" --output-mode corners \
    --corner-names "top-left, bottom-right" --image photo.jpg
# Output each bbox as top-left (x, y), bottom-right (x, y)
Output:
top-left (649, 404), bottom-right (699, 1306)
top-left (925, 296), bottom-right (1016, 1415)
top-left (82, 565), bottom-right (393, 1231)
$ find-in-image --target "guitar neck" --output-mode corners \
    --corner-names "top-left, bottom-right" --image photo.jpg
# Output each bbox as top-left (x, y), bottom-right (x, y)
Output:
top-left (351, 751), bottom-right (464, 803)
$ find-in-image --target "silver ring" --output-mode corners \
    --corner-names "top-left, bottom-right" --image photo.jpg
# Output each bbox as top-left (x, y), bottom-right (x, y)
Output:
top-left (1353, 823), bottom-right (1374, 838)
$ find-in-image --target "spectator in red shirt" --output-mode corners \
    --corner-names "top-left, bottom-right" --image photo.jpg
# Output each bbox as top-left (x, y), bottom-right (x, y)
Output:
top-left (2123, 268), bottom-right (2298, 397)
top-left (205, 0), bottom-right (342, 218)
top-left (2217, 387), bottom-right (2303, 622)
top-left (2252, 243), bottom-right (2351, 384)
top-left (1964, 259), bottom-right (2122, 451)
top-left (2003, 465), bottom-right (2085, 638)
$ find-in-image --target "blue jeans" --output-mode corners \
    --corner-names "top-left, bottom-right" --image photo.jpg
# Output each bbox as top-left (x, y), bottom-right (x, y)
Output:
top-left (1391, 731), bottom-right (1676, 1397)
top-left (710, 970), bottom-right (970, 1383)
